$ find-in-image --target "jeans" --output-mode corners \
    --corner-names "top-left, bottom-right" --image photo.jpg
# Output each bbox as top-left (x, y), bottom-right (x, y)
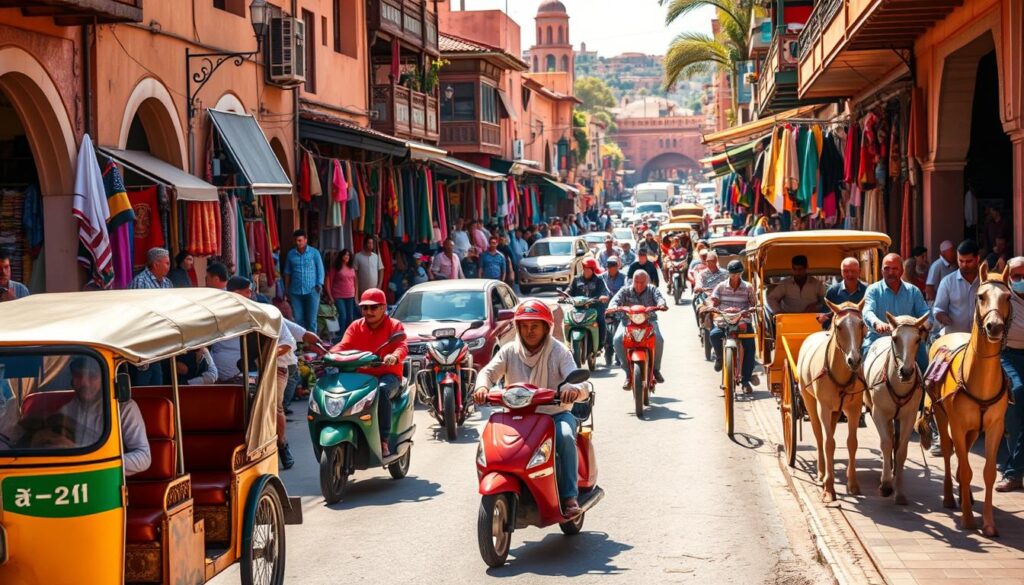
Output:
top-left (613, 321), bottom-right (664, 375)
top-left (1001, 348), bottom-right (1024, 479)
top-left (377, 374), bottom-right (401, 442)
top-left (552, 410), bottom-right (579, 500)
top-left (710, 327), bottom-right (756, 384)
top-left (289, 291), bottom-right (320, 334)
top-left (334, 297), bottom-right (356, 334)
top-left (282, 364), bottom-right (300, 407)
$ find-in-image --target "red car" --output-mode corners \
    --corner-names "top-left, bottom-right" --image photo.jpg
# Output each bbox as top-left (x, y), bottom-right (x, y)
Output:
top-left (393, 279), bottom-right (564, 379)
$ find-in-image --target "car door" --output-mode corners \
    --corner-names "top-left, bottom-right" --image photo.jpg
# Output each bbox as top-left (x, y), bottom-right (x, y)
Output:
top-left (493, 285), bottom-right (517, 347)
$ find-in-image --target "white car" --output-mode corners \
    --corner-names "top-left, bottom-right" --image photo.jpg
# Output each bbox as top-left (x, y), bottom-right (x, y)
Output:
top-left (621, 207), bottom-right (635, 223)
top-left (612, 227), bottom-right (636, 250)
top-left (635, 201), bottom-right (669, 224)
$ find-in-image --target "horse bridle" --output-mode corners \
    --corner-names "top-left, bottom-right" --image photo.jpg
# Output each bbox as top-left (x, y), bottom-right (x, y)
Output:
top-left (822, 307), bottom-right (866, 392)
top-left (974, 279), bottom-right (1013, 355)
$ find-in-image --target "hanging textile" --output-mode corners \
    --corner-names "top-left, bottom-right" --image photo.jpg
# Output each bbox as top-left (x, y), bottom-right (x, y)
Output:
top-left (73, 135), bottom-right (115, 289)
top-left (261, 195), bottom-right (280, 250)
top-left (186, 201), bottom-right (221, 256)
top-left (101, 158), bottom-right (136, 289)
top-left (843, 122), bottom-right (860, 184)
top-left (862, 188), bottom-right (885, 233)
top-left (222, 194), bottom-right (237, 272)
top-left (22, 184), bottom-right (43, 255)
top-left (127, 187), bottom-right (165, 268)
top-left (901, 181), bottom-right (912, 257)
top-left (235, 202), bottom-right (251, 279)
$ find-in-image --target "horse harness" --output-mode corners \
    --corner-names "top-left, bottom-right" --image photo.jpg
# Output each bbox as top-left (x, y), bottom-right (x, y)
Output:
top-left (923, 343), bottom-right (1009, 419)
top-left (811, 308), bottom-right (867, 410)
top-left (868, 347), bottom-right (920, 420)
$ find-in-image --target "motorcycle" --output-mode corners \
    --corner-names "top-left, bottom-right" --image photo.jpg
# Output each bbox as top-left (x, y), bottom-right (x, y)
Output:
top-left (691, 290), bottom-right (713, 362)
top-left (414, 320), bottom-right (484, 441)
top-left (307, 332), bottom-right (416, 504)
top-left (608, 304), bottom-right (666, 419)
top-left (558, 291), bottom-right (603, 371)
top-left (476, 369), bottom-right (603, 568)
top-left (668, 258), bottom-right (689, 305)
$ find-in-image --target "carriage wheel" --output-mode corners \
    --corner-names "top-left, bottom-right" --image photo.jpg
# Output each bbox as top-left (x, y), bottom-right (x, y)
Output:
top-left (723, 346), bottom-right (735, 437)
top-left (782, 368), bottom-right (799, 468)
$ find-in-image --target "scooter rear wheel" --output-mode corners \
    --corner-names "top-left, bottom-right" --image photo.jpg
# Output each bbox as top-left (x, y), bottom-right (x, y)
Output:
top-left (478, 494), bottom-right (512, 568)
top-left (319, 445), bottom-right (348, 505)
top-left (388, 448), bottom-right (411, 479)
top-left (559, 512), bottom-right (585, 535)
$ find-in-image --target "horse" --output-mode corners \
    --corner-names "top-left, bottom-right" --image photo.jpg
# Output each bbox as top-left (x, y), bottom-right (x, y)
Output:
top-left (915, 263), bottom-right (1011, 536)
top-left (798, 299), bottom-right (869, 502)
top-left (864, 313), bottom-right (931, 505)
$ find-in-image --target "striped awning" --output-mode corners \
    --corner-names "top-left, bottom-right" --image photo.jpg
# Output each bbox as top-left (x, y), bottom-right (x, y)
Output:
top-left (700, 139), bottom-right (759, 178)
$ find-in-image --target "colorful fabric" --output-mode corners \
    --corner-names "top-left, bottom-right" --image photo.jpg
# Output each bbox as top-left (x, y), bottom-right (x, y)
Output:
top-left (127, 187), bottom-right (164, 268)
top-left (73, 135), bottom-right (115, 288)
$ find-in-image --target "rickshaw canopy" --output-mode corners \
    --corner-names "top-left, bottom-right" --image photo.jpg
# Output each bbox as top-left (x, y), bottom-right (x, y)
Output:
top-left (658, 222), bottom-right (696, 236)
top-left (744, 230), bottom-right (891, 275)
top-left (670, 204), bottom-right (704, 218)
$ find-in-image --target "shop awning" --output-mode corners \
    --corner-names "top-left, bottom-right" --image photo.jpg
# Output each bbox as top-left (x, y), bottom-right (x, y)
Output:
top-left (98, 147), bottom-right (219, 201)
top-left (699, 139), bottom-right (760, 178)
top-left (542, 177), bottom-right (579, 198)
top-left (298, 113), bottom-right (409, 157)
top-left (497, 89), bottom-right (518, 121)
top-left (208, 109), bottom-right (292, 195)
top-left (434, 156), bottom-right (506, 182)
top-left (407, 141), bottom-right (447, 161)
top-left (702, 105), bottom-right (819, 146)
top-left (491, 158), bottom-right (541, 176)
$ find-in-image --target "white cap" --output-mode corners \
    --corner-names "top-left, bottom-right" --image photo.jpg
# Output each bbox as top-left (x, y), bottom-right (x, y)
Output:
top-left (939, 240), bottom-right (954, 252)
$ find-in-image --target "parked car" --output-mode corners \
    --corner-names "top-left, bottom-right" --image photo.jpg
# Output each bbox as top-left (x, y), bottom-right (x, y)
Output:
top-left (518, 236), bottom-right (592, 294)
top-left (621, 206), bottom-right (636, 223)
top-left (635, 201), bottom-right (669, 224)
top-left (582, 231), bottom-right (612, 252)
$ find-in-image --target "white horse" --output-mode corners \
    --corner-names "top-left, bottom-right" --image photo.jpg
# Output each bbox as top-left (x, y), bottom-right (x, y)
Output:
top-left (864, 313), bottom-right (930, 505)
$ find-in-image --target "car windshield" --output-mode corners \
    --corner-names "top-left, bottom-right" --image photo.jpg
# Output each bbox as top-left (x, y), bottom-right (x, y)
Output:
top-left (527, 241), bottom-right (573, 257)
top-left (391, 290), bottom-right (487, 322)
top-left (613, 229), bottom-right (632, 240)
top-left (0, 352), bottom-right (109, 455)
top-left (608, 202), bottom-right (623, 210)
top-left (583, 233), bottom-right (608, 244)
top-left (637, 203), bottom-right (664, 214)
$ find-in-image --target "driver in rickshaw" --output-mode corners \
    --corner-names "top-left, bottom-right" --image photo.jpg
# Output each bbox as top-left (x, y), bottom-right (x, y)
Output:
top-left (0, 357), bottom-right (152, 476)
top-left (766, 255), bottom-right (827, 314)
top-left (563, 258), bottom-right (610, 351)
top-left (709, 261), bottom-right (757, 394)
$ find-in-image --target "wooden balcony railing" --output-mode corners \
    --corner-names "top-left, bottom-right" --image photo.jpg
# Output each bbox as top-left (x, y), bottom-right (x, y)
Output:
top-left (797, 0), bottom-right (843, 61)
top-left (371, 84), bottom-right (440, 142)
top-left (3, 0), bottom-right (142, 23)
top-left (368, 0), bottom-right (440, 55)
top-left (440, 121), bottom-right (501, 154)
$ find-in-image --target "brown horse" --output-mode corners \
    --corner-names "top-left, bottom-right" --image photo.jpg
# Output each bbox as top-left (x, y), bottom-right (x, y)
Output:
top-left (798, 300), bottom-right (868, 502)
top-left (917, 264), bottom-right (1011, 536)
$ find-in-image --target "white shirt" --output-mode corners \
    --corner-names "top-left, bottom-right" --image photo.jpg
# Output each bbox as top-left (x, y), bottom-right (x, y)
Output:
top-left (277, 319), bottom-right (303, 368)
top-left (476, 341), bottom-right (587, 415)
top-left (1008, 292), bottom-right (1024, 350)
top-left (62, 398), bottom-right (151, 476)
top-left (187, 348), bottom-right (219, 385)
top-left (927, 257), bottom-right (956, 287)
top-left (767, 276), bottom-right (826, 314)
top-left (212, 339), bottom-right (242, 382)
top-left (451, 230), bottom-right (471, 258)
top-left (933, 270), bottom-right (979, 336)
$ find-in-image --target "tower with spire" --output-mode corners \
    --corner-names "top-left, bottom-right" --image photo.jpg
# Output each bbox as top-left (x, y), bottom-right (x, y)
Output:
top-left (529, 0), bottom-right (573, 86)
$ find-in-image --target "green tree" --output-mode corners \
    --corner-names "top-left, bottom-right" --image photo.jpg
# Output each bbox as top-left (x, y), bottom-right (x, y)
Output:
top-left (660, 0), bottom-right (756, 121)
top-left (572, 110), bottom-right (590, 161)
top-left (573, 76), bottom-right (616, 112)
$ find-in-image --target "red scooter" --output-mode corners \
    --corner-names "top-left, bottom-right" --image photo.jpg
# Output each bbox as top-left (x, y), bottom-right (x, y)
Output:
top-left (476, 369), bottom-right (603, 568)
top-left (608, 305), bottom-right (666, 419)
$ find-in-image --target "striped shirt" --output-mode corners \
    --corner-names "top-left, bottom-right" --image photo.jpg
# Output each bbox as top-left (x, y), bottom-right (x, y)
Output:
top-left (698, 267), bottom-right (729, 292)
top-left (711, 279), bottom-right (756, 312)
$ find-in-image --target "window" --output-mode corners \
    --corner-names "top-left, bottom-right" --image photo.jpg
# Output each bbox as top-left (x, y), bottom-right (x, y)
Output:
top-left (333, 0), bottom-right (341, 53)
top-left (441, 82), bottom-right (475, 121)
top-left (333, 0), bottom-right (358, 57)
top-left (302, 10), bottom-right (316, 93)
top-left (561, 55), bottom-right (569, 72)
top-left (321, 16), bottom-right (327, 46)
top-left (546, 27), bottom-right (552, 45)
top-left (213, 0), bottom-right (245, 17)
top-left (546, 55), bottom-right (556, 72)
top-left (557, 27), bottom-right (563, 44)
top-left (533, 56), bottom-right (538, 72)
top-left (522, 87), bottom-right (531, 110)
top-left (392, 291), bottom-right (486, 322)
top-left (481, 84), bottom-right (498, 124)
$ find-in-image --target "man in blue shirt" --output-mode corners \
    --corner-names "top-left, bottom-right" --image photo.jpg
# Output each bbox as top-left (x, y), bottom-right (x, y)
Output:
top-left (818, 257), bottom-right (867, 329)
top-left (933, 239), bottom-right (981, 336)
top-left (862, 253), bottom-right (931, 370)
top-left (284, 229), bottom-right (325, 333)
top-left (480, 236), bottom-right (509, 281)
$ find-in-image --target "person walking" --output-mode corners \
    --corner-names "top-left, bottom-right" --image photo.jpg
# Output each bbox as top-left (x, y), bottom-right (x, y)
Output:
top-left (326, 249), bottom-right (358, 334)
top-left (431, 238), bottom-right (464, 280)
top-left (933, 239), bottom-right (981, 336)
top-left (926, 240), bottom-right (957, 302)
top-left (354, 235), bottom-right (385, 297)
top-left (283, 229), bottom-right (325, 334)
top-left (451, 218), bottom-right (472, 258)
top-left (480, 237), bottom-right (509, 282)
top-left (997, 256), bottom-right (1024, 492)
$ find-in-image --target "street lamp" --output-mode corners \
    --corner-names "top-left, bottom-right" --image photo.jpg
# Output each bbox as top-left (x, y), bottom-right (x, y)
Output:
top-left (185, 0), bottom-right (270, 172)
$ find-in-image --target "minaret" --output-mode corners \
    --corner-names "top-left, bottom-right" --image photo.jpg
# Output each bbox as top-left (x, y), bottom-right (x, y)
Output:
top-left (528, 0), bottom-right (573, 85)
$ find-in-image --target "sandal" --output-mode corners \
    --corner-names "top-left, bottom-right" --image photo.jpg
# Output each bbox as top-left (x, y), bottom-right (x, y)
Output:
top-left (562, 498), bottom-right (581, 516)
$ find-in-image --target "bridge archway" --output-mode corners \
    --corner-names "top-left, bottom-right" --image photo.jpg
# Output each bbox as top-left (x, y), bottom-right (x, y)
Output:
top-left (639, 152), bottom-right (700, 183)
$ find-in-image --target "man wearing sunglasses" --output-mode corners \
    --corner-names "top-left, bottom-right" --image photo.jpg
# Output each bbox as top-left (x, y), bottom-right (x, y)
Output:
top-left (332, 288), bottom-right (408, 457)
top-left (997, 257), bottom-right (1024, 492)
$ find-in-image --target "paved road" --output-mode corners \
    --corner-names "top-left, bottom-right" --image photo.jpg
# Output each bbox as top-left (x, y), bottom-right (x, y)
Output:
top-left (212, 291), bottom-right (831, 584)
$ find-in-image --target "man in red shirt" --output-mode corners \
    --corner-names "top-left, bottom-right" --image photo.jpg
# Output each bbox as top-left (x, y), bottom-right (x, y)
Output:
top-left (332, 288), bottom-right (408, 456)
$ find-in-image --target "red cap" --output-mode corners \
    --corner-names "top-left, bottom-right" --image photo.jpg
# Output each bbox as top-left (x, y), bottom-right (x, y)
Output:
top-left (358, 288), bottom-right (387, 306)
top-left (581, 257), bottom-right (604, 275)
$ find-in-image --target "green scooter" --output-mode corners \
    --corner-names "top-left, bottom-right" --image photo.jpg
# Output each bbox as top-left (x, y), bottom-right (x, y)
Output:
top-left (558, 291), bottom-right (602, 371)
top-left (307, 332), bottom-right (415, 504)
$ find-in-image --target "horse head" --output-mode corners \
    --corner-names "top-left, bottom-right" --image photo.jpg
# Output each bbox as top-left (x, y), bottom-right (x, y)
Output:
top-left (976, 263), bottom-right (1012, 343)
top-left (885, 312), bottom-right (930, 382)
top-left (827, 298), bottom-right (868, 371)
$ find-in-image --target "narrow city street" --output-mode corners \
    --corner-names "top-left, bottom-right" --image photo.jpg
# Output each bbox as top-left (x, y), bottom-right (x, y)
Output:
top-left (212, 293), bottom-right (831, 584)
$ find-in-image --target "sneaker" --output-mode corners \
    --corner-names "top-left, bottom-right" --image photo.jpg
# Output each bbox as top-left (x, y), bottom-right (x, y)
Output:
top-left (653, 370), bottom-right (665, 384)
top-left (930, 433), bottom-right (943, 457)
top-left (280, 444), bottom-right (295, 470)
top-left (996, 477), bottom-right (1023, 492)
top-left (742, 383), bottom-right (753, 394)
top-left (749, 374), bottom-right (761, 386)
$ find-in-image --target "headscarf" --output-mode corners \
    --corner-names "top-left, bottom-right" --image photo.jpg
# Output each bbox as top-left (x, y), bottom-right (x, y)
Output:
top-left (511, 327), bottom-right (555, 389)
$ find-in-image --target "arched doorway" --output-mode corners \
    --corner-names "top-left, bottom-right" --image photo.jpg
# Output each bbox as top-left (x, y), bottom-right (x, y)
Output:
top-left (640, 152), bottom-right (700, 182)
top-left (119, 78), bottom-right (186, 169)
top-left (0, 47), bottom-right (78, 292)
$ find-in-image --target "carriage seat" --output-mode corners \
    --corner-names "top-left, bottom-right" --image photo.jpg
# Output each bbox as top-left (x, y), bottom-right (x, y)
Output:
top-left (20, 390), bottom-right (75, 419)
top-left (126, 396), bottom-right (178, 543)
top-left (179, 385), bottom-right (246, 506)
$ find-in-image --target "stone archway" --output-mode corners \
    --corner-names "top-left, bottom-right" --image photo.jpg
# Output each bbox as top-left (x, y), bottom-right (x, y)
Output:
top-left (119, 77), bottom-right (187, 168)
top-left (639, 152), bottom-right (700, 182)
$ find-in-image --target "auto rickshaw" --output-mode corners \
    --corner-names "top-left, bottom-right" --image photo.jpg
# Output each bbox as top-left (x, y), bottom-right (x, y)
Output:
top-left (669, 203), bottom-right (704, 222)
top-left (0, 289), bottom-right (302, 585)
top-left (743, 230), bottom-right (889, 466)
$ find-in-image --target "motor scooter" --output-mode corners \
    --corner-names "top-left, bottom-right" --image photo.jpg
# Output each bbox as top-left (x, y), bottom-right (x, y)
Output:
top-left (558, 291), bottom-right (602, 371)
top-left (604, 313), bottom-right (618, 368)
top-left (608, 305), bottom-right (666, 419)
top-left (668, 258), bottom-right (689, 305)
top-left (307, 332), bottom-right (415, 504)
top-left (476, 369), bottom-right (603, 568)
top-left (415, 320), bottom-right (483, 441)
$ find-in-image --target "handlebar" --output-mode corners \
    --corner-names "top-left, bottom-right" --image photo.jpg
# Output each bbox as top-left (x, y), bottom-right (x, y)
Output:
top-left (605, 305), bottom-right (667, 315)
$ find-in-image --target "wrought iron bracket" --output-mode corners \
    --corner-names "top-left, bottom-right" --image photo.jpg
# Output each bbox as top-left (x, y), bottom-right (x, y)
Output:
top-left (186, 47), bottom-right (259, 123)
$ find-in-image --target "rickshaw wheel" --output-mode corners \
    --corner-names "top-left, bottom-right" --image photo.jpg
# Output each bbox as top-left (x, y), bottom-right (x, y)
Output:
top-left (702, 329), bottom-right (712, 362)
top-left (241, 484), bottom-right (286, 585)
top-left (319, 445), bottom-right (348, 504)
top-left (723, 346), bottom-right (735, 437)
top-left (388, 448), bottom-right (411, 479)
top-left (783, 372), bottom-right (800, 467)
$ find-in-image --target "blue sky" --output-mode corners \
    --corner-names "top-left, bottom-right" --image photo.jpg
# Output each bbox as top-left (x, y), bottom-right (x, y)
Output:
top-left (451, 0), bottom-right (715, 57)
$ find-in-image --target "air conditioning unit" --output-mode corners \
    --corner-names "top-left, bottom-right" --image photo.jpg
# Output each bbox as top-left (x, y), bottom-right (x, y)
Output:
top-left (512, 139), bottom-right (524, 160)
top-left (267, 16), bottom-right (306, 87)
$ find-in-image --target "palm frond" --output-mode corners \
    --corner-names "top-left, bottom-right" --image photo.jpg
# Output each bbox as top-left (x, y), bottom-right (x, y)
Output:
top-left (662, 0), bottom-right (743, 27)
top-left (662, 32), bottom-right (731, 88)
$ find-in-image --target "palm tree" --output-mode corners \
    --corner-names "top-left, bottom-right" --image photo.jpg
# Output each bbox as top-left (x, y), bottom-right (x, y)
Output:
top-left (660, 0), bottom-right (756, 122)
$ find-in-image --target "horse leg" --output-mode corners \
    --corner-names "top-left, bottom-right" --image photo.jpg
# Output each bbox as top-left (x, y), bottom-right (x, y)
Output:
top-left (820, 405), bottom-right (840, 502)
top-left (803, 389), bottom-right (825, 480)
top-left (981, 414), bottom-right (1005, 538)
top-left (935, 408), bottom-right (956, 509)
top-left (873, 400), bottom-right (894, 498)
top-left (893, 405), bottom-right (917, 506)
top-left (953, 426), bottom-right (976, 530)
top-left (844, 396), bottom-right (863, 496)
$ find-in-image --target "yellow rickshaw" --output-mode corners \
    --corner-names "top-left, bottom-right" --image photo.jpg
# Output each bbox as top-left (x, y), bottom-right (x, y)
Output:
top-left (0, 289), bottom-right (301, 585)
top-left (669, 203), bottom-right (704, 221)
top-left (707, 235), bottom-right (751, 275)
top-left (744, 231), bottom-right (890, 465)
top-left (656, 222), bottom-right (695, 240)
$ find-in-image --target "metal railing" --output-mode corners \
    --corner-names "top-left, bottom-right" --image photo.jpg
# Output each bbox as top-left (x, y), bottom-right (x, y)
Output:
top-left (797, 0), bottom-right (844, 61)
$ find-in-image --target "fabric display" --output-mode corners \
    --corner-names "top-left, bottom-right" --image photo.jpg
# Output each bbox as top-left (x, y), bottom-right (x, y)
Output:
top-left (0, 189), bottom-right (26, 283)
top-left (127, 187), bottom-right (165, 269)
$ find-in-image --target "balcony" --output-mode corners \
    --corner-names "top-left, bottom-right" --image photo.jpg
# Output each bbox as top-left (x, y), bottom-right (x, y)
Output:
top-left (367, 0), bottom-right (440, 56)
top-left (756, 31), bottom-right (802, 116)
top-left (440, 121), bottom-right (501, 155)
top-left (797, 0), bottom-right (963, 100)
top-left (0, 0), bottom-right (142, 23)
top-left (371, 84), bottom-right (440, 143)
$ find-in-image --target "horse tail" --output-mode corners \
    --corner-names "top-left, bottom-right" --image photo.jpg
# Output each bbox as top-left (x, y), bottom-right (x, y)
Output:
top-left (915, 410), bottom-right (932, 450)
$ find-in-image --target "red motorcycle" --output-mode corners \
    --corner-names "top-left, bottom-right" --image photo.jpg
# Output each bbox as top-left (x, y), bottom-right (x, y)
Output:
top-left (608, 305), bottom-right (666, 419)
top-left (476, 369), bottom-right (603, 568)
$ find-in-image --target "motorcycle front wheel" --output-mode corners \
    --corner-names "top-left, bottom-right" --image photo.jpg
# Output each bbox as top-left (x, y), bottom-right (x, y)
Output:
top-left (559, 512), bottom-right (585, 535)
top-left (319, 444), bottom-right (348, 505)
top-left (673, 277), bottom-right (683, 305)
top-left (442, 384), bottom-right (458, 441)
top-left (478, 494), bottom-right (512, 568)
top-left (633, 362), bottom-right (645, 420)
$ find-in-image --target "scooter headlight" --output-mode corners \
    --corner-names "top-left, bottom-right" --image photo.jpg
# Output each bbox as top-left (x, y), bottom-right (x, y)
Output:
top-left (344, 389), bottom-right (377, 416)
top-left (630, 328), bottom-right (647, 342)
top-left (570, 311), bottom-right (588, 324)
top-left (476, 442), bottom-right (486, 467)
top-left (501, 386), bottom-right (535, 409)
top-left (527, 438), bottom-right (552, 469)
top-left (629, 312), bottom-right (648, 325)
top-left (324, 393), bottom-right (347, 417)
top-left (308, 394), bottom-right (321, 415)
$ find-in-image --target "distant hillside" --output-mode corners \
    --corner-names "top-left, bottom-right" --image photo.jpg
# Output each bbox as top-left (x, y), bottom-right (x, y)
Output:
top-left (574, 47), bottom-right (711, 114)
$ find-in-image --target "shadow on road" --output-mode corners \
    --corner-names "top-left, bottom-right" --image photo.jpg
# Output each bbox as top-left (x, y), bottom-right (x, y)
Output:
top-left (316, 476), bottom-right (444, 511)
top-left (730, 432), bottom-right (765, 450)
top-left (489, 531), bottom-right (632, 577)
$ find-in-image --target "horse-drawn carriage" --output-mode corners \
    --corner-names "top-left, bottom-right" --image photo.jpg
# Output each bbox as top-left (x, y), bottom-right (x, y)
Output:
top-left (743, 230), bottom-right (891, 466)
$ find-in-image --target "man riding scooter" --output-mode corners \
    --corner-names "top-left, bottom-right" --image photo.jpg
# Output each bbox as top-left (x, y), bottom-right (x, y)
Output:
top-left (608, 270), bottom-right (667, 389)
top-left (601, 257), bottom-right (626, 366)
top-left (563, 258), bottom-right (610, 355)
top-left (332, 288), bottom-right (408, 457)
top-left (473, 300), bottom-right (590, 515)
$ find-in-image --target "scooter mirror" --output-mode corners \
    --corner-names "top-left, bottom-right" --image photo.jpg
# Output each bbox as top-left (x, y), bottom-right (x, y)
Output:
top-left (562, 369), bottom-right (590, 386)
top-left (468, 320), bottom-right (485, 331)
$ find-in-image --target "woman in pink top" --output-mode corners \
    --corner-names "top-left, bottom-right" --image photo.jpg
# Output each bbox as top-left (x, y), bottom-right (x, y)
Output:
top-left (326, 249), bottom-right (358, 334)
